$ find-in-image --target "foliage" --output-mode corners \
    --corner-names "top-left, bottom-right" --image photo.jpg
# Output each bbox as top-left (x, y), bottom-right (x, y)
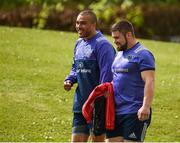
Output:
top-left (0, 26), bottom-right (180, 141)
top-left (0, 0), bottom-right (29, 9)
top-left (0, 0), bottom-right (180, 40)
top-left (132, 0), bottom-right (180, 4)
top-left (33, 3), bottom-right (51, 29)
top-left (141, 4), bottom-right (180, 37)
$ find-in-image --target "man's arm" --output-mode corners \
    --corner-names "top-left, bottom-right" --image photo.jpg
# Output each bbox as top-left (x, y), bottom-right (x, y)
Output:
top-left (138, 70), bottom-right (155, 121)
top-left (64, 41), bottom-right (79, 91)
top-left (96, 42), bottom-right (115, 83)
top-left (64, 60), bottom-right (77, 91)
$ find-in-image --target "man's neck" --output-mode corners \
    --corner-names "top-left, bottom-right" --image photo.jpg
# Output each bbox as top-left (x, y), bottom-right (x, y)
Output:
top-left (127, 39), bottom-right (137, 49)
top-left (84, 30), bottom-right (97, 41)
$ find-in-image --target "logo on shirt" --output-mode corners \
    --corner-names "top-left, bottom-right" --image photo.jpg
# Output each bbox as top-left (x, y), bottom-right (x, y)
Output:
top-left (78, 62), bottom-right (84, 69)
top-left (128, 132), bottom-right (137, 139)
top-left (76, 62), bottom-right (91, 73)
top-left (127, 55), bottom-right (135, 60)
top-left (77, 69), bottom-right (91, 73)
top-left (114, 68), bottom-right (128, 73)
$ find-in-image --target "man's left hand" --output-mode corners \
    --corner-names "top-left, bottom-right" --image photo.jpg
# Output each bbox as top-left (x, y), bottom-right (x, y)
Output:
top-left (137, 106), bottom-right (150, 121)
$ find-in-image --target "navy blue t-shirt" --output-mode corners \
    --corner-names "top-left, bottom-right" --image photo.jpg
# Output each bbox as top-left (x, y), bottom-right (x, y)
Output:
top-left (65, 31), bottom-right (115, 112)
top-left (112, 42), bottom-right (155, 115)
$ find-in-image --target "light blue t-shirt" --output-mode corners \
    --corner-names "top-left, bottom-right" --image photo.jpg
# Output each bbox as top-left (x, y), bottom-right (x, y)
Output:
top-left (112, 42), bottom-right (155, 115)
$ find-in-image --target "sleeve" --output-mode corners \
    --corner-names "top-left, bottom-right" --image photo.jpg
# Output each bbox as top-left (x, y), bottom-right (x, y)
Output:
top-left (64, 59), bottom-right (77, 84)
top-left (138, 50), bottom-right (155, 72)
top-left (96, 41), bottom-right (116, 83)
top-left (64, 42), bottom-right (78, 84)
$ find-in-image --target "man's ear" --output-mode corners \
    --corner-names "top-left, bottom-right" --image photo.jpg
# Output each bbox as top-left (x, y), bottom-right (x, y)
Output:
top-left (93, 22), bottom-right (97, 28)
top-left (126, 32), bottom-right (132, 38)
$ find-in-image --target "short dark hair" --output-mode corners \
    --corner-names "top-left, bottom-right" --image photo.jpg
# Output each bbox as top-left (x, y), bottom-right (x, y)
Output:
top-left (111, 20), bottom-right (135, 37)
top-left (79, 10), bottom-right (97, 24)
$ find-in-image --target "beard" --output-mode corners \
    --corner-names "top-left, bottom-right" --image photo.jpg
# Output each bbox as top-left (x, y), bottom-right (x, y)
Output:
top-left (77, 28), bottom-right (92, 39)
top-left (117, 41), bottom-right (128, 51)
top-left (117, 36), bottom-right (128, 51)
top-left (120, 42), bottom-right (128, 51)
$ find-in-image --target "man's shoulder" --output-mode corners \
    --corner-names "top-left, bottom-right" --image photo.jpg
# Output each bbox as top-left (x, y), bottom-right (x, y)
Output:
top-left (133, 44), bottom-right (152, 55)
top-left (76, 38), bottom-right (83, 43)
top-left (95, 31), bottom-right (109, 43)
top-left (74, 38), bottom-right (84, 48)
top-left (95, 37), bottom-right (113, 52)
top-left (96, 36), bottom-right (111, 45)
top-left (95, 33), bottom-right (115, 55)
top-left (96, 36), bottom-right (108, 42)
top-left (133, 44), bottom-right (155, 61)
top-left (133, 44), bottom-right (146, 53)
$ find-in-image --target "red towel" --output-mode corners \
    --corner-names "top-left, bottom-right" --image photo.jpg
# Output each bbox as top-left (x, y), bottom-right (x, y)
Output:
top-left (82, 82), bottom-right (115, 130)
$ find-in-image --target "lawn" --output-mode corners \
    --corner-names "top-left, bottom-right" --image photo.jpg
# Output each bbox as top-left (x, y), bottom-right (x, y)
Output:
top-left (0, 26), bottom-right (180, 141)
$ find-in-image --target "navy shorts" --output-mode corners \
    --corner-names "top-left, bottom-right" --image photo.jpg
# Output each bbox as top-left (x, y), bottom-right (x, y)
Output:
top-left (72, 113), bottom-right (90, 135)
top-left (106, 112), bottom-right (151, 141)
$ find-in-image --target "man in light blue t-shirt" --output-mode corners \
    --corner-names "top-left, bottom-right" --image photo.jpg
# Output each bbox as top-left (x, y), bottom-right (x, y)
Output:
top-left (106, 20), bottom-right (155, 142)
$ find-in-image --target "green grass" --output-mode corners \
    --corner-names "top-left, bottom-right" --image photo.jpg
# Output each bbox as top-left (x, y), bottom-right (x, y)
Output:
top-left (0, 26), bottom-right (180, 141)
top-left (140, 39), bottom-right (180, 141)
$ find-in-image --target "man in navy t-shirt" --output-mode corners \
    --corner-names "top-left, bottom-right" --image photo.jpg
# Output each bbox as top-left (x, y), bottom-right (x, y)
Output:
top-left (106, 20), bottom-right (155, 142)
top-left (64, 10), bottom-right (115, 142)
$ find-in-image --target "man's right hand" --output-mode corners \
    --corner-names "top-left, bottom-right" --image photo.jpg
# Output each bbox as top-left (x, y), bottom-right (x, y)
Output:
top-left (64, 80), bottom-right (73, 91)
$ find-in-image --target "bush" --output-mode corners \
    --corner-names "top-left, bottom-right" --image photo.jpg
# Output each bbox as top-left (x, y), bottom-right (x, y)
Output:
top-left (140, 4), bottom-right (180, 40)
top-left (0, 3), bottom-right (180, 42)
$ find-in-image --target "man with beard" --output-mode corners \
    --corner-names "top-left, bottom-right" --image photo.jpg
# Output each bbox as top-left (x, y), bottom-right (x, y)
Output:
top-left (64, 10), bottom-right (115, 142)
top-left (106, 20), bottom-right (155, 142)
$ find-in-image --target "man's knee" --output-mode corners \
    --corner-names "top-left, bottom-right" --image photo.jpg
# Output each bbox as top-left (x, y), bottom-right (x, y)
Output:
top-left (106, 136), bottom-right (124, 142)
top-left (71, 134), bottom-right (89, 142)
top-left (91, 134), bottom-right (105, 142)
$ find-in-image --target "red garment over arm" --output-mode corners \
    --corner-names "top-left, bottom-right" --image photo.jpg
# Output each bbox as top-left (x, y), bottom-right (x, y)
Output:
top-left (82, 82), bottom-right (115, 130)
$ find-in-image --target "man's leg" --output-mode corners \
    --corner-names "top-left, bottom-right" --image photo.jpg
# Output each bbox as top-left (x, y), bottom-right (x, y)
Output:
top-left (106, 114), bottom-right (124, 142)
top-left (91, 134), bottom-right (105, 142)
top-left (106, 136), bottom-right (124, 142)
top-left (71, 113), bottom-right (90, 142)
top-left (71, 134), bottom-right (89, 142)
top-left (123, 113), bottom-right (151, 142)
